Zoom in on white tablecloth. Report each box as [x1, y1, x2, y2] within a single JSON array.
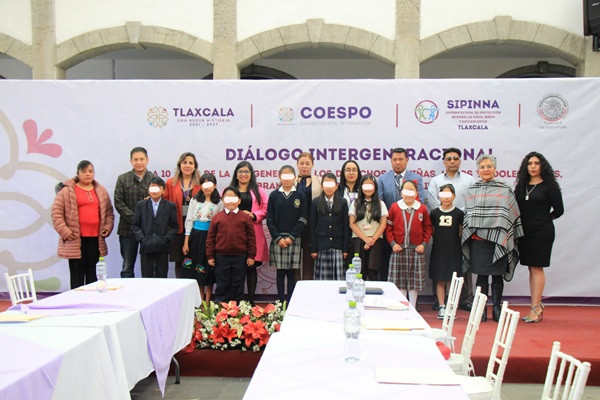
[[2, 278, 201, 399], [243, 280, 468, 400]]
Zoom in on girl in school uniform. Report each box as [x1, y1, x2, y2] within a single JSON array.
[[429, 184, 464, 319], [310, 173, 350, 280], [348, 174, 388, 281], [386, 179, 432, 308], [267, 165, 308, 303], [182, 173, 223, 304]]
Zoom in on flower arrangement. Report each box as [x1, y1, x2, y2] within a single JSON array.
[[187, 300, 286, 352]]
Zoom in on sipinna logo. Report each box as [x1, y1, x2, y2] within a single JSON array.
[[414, 100, 439, 124], [537, 94, 568, 123], [147, 106, 169, 128]]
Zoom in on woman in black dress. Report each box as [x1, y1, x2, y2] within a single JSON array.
[[515, 152, 564, 323]]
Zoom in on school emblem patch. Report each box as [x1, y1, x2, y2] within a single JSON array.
[[294, 199, 301, 208]]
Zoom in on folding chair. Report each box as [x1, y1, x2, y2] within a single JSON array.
[[541, 341, 591, 400], [4, 268, 37, 306], [431, 271, 464, 350], [454, 301, 520, 400], [447, 286, 487, 376]]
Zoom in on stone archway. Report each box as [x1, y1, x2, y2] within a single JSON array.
[[236, 19, 395, 69], [0, 33, 32, 67], [55, 23, 212, 70], [420, 16, 585, 67]]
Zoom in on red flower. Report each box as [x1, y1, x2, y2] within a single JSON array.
[[242, 320, 269, 348], [252, 303, 276, 318]]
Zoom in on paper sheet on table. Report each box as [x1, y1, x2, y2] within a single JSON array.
[[375, 367, 460, 385], [363, 296, 409, 311], [361, 317, 429, 330], [0, 312, 47, 322], [74, 285, 123, 291]]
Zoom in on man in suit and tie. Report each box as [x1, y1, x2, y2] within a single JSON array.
[[377, 148, 426, 281], [132, 177, 179, 278]]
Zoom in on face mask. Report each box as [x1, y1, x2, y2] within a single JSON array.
[[362, 183, 374, 191], [280, 173, 295, 181], [148, 186, 161, 193], [438, 191, 453, 199], [202, 181, 214, 189], [401, 189, 416, 197], [223, 196, 239, 204], [322, 181, 336, 188]]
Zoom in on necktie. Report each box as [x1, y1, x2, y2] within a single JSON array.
[[327, 200, 332, 211], [153, 202, 158, 217], [395, 174, 403, 201]]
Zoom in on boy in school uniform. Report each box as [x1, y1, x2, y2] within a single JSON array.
[[132, 176, 179, 278]]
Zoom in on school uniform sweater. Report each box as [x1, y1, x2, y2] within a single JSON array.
[[206, 210, 256, 259]]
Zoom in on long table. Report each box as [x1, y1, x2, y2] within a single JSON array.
[[0, 278, 201, 399], [243, 281, 468, 400]]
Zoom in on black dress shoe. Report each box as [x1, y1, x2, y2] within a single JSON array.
[[458, 302, 472, 312], [432, 302, 440, 311]]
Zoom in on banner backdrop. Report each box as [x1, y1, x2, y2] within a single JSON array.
[[0, 79, 597, 298]]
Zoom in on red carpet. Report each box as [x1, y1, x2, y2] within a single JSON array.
[[420, 304, 600, 386], [2, 300, 597, 384]]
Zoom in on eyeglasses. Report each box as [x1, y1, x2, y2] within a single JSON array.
[[237, 170, 251, 175], [445, 156, 460, 161], [344, 168, 358, 173]]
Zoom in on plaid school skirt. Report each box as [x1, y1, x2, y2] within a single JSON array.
[[314, 249, 344, 280], [269, 237, 302, 270], [388, 248, 426, 291]]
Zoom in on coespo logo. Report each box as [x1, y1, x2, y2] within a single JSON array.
[[300, 106, 372, 120], [147, 106, 169, 128], [537, 94, 568, 122], [414, 100, 439, 124], [279, 107, 294, 123]]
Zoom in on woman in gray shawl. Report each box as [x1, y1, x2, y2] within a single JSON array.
[[461, 155, 523, 322]]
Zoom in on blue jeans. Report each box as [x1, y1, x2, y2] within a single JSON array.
[[119, 236, 139, 278]]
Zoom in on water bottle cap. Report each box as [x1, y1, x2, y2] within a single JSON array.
[[98, 257, 104, 261], [356, 274, 362, 279], [349, 264, 354, 268], [354, 253, 359, 256], [349, 301, 357, 307]]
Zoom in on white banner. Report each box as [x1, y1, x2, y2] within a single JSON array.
[[0, 79, 597, 298]]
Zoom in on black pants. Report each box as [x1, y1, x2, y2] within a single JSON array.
[[140, 253, 169, 278], [68, 236, 100, 289], [214, 254, 247, 302]]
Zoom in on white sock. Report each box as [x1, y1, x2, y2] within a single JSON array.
[[409, 290, 419, 309]]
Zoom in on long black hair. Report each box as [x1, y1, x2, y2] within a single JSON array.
[[354, 174, 382, 222], [316, 173, 343, 215], [514, 151, 560, 198], [229, 161, 262, 205], [338, 160, 362, 196], [195, 173, 221, 204]]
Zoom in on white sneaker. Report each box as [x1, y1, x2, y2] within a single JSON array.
[[437, 305, 446, 319]]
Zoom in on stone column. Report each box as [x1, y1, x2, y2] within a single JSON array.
[[394, 0, 420, 79], [577, 36, 600, 77], [213, 0, 239, 79], [31, 0, 64, 79]]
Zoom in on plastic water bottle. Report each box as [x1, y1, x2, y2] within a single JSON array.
[[351, 253, 362, 274], [344, 301, 361, 363], [353, 273, 366, 304], [345, 264, 357, 300], [96, 257, 107, 293]]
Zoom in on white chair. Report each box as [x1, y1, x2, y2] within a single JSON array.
[[4, 268, 37, 306], [447, 286, 487, 376], [432, 271, 464, 351], [454, 301, 520, 400], [541, 341, 591, 400]]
